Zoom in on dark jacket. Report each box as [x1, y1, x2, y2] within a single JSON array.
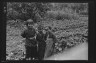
[[36, 30, 46, 42], [21, 28, 37, 46]]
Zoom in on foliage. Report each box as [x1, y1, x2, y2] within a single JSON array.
[[46, 11, 80, 20], [51, 3, 88, 14], [7, 2, 50, 22], [6, 3, 88, 60], [7, 3, 88, 21]]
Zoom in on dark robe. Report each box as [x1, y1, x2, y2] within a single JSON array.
[[21, 28, 38, 59], [36, 30, 46, 60]]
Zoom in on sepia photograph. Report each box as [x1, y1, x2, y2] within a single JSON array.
[[6, 2, 88, 60]]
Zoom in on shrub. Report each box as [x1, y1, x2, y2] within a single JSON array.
[[7, 2, 50, 22], [46, 11, 79, 20]]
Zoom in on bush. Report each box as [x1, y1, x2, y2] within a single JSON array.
[[79, 11, 88, 16], [7, 2, 50, 22], [46, 11, 79, 20]]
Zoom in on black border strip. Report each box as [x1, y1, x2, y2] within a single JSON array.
[[0, 0, 95, 63]]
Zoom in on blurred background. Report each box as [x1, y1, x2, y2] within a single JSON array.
[[6, 2, 88, 60]]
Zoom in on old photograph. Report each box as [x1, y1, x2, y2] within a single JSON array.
[[6, 2, 88, 60]]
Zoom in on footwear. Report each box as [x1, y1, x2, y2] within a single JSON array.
[[26, 58, 31, 60], [32, 58, 35, 60]]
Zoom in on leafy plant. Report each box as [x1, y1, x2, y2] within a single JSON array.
[[7, 2, 50, 22]]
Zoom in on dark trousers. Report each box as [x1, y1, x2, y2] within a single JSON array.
[[38, 40, 46, 60], [25, 45, 38, 59]]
